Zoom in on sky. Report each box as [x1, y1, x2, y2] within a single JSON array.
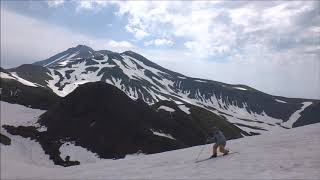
[[1, 0, 319, 99]]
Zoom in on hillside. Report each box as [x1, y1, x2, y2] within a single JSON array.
[[36, 82, 241, 159], [0, 68, 60, 110], [1, 101, 319, 179]]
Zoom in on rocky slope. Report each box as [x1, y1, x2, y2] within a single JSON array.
[[0, 67, 60, 110], [35, 82, 242, 159]]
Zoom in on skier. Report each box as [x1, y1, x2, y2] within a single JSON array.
[[206, 127, 229, 158]]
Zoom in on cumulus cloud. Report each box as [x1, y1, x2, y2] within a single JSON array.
[[50, 1, 319, 59], [125, 25, 149, 40], [105, 1, 319, 60], [3, 1, 320, 99], [70, 1, 112, 12], [46, 1, 319, 59], [106, 40, 134, 49], [77, 1, 94, 10], [0, 8, 135, 68], [144, 39, 174, 47]]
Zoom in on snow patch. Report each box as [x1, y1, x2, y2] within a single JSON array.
[[0, 72, 15, 80], [178, 105, 191, 114], [59, 142, 101, 164], [46, 60, 103, 97], [233, 87, 247, 91], [281, 102, 313, 128], [158, 106, 175, 112], [1, 101, 53, 169], [0, 101, 45, 126], [194, 79, 207, 83], [44, 53, 70, 67], [150, 129, 175, 140], [1, 131, 54, 168], [177, 76, 187, 79], [8, 73, 38, 87], [275, 99, 287, 103]]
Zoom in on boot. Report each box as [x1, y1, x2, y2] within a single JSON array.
[[210, 153, 217, 158], [223, 150, 229, 156]]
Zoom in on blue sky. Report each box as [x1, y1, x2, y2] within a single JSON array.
[[1, 1, 319, 99]]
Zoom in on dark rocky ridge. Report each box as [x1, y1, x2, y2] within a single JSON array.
[[9, 64, 53, 87], [0, 69, 60, 110], [38, 82, 183, 158], [0, 133, 11, 145], [38, 82, 242, 159]]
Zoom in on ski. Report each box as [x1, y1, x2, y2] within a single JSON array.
[[195, 151, 239, 163]]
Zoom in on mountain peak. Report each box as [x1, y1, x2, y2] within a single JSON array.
[[69, 44, 94, 53], [33, 44, 95, 67], [74, 44, 93, 50], [122, 50, 137, 55]]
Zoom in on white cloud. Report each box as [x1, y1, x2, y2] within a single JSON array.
[[2, 1, 320, 99], [104, 1, 235, 56], [45, 1, 319, 59], [73, 1, 116, 11], [144, 39, 174, 47], [77, 1, 94, 10], [106, 40, 134, 49], [47, 0, 64, 7], [104, 1, 318, 59], [0, 8, 135, 68], [125, 25, 149, 40]]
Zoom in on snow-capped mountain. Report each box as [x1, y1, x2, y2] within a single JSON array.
[[7, 45, 320, 134]]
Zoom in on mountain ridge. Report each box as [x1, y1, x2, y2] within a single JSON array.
[[4, 44, 320, 134]]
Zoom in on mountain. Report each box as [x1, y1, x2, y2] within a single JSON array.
[[32, 82, 242, 160], [2, 82, 243, 163], [7, 45, 320, 134], [0, 67, 60, 110]]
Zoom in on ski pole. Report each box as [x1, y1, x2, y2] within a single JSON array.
[[195, 144, 206, 161]]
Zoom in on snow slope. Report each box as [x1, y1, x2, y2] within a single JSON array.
[[0, 101, 45, 127], [2, 109, 319, 180], [0, 101, 54, 169]]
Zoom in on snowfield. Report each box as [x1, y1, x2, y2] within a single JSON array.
[[1, 101, 319, 179], [0, 101, 45, 127]]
